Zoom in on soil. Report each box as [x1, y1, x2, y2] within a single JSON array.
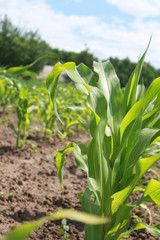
[[0, 111, 160, 240]]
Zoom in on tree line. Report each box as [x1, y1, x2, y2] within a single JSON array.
[[0, 15, 160, 87]]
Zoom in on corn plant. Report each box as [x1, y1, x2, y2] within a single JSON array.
[[32, 86, 57, 139], [1, 65, 38, 149], [33, 82, 89, 139], [56, 82, 90, 138], [0, 67, 18, 113], [46, 42, 160, 239], [0, 79, 16, 113]]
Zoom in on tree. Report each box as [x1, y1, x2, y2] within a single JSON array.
[[0, 15, 50, 72]]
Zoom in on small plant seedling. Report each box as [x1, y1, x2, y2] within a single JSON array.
[[59, 218, 71, 240]]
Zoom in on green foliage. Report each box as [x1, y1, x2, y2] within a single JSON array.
[[0, 64, 39, 149], [47, 41, 160, 239], [32, 86, 56, 139], [0, 62, 90, 148], [59, 218, 71, 240], [0, 73, 16, 113], [1, 82, 36, 149], [0, 15, 50, 72], [56, 82, 90, 138]]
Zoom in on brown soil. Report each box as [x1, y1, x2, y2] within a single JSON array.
[[0, 112, 160, 240]]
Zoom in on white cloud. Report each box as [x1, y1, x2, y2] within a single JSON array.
[[0, 0, 160, 68], [106, 0, 160, 19]]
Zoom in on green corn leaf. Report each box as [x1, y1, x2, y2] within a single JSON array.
[[154, 92, 160, 109], [7, 57, 44, 74], [80, 188, 102, 240], [149, 168, 160, 181], [73, 143, 88, 172], [123, 38, 151, 114], [142, 179, 160, 207], [112, 114, 141, 190], [140, 203, 152, 225], [105, 204, 132, 240], [123, 114, 142, 156], [67, 63, 96, 88], [118, 222, 160, 239], [143, 77, 160, 109], [56, 142, 74, 191], [0, 80, 5, 96], [86, 86, 107, 120], [94, 61, 124, 147], [2, 209, 109, 240], [67, 103, 87, 110], [120, 128, 160, 187], [56, 141, 89, 192], [112, 114, 142, 189], [66, 120, 79, 130], [120, 76, 160, 141], [136, 153, 160, 181], [7, 122, 18, 138], [111, 153, 160, 215], [152, 118, 160, 129], [142, 106, 160, 128], [46, 62, 75, 121], [46, 61, 108, 126], [87, 114, 112, 225], [111, 185, 132, 215], [120, 98, 144, 141], [136, 84, 146, 101], [103, 133, 112, 163]]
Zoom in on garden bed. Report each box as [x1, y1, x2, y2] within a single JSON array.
[[0, 112, 160, 240]]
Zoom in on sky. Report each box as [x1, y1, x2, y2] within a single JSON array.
[[1, 0, 160, 68]]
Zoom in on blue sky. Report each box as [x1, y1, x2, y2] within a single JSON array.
[[47, 0, 131, 22], [1, 0, 160, 68]]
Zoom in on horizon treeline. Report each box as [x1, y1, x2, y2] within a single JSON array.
[[0, 15, 160, 87]]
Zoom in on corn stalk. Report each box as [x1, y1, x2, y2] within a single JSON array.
[[46, 41, 160, 239]]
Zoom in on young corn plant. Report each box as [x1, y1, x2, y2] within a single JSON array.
[[32, 86, 57, 139], [1, 65, 38, 149], [46, 42, 160, 240], [32, 83, 88, 140], [13, 84, 37, 149], [0, 78, 16, 113], [56, 82, 90, 138]]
